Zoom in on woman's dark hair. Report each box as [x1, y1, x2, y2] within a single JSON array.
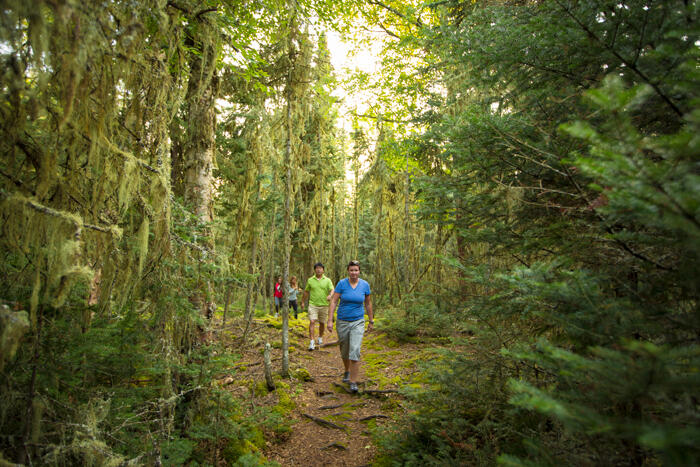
[[347, 260, 360, 270]]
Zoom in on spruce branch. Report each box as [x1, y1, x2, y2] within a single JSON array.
[[552, 0, 683, 117]]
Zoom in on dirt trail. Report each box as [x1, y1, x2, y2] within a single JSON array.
[[263, 328, 394, 466], [224, 314, 406, 467]]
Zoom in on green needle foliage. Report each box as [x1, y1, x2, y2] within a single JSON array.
[[364, 0, 700, 465]]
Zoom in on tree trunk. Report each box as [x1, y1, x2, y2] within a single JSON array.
[[403, 157, 411, 300], [264, 343, 276, 391], [182, 24, 218, 321], [376, 180, 384, 301], [242, 229, 259, 343], [243, 154, 264, 343], [353, 166, 359, 260], [267, 201, 278, 316], [281, 77, 293, 378], [318, 180, 326, 263], [434, 223, 443, 296], [222, 286, 232, 327], [330, 187, 336, 282]]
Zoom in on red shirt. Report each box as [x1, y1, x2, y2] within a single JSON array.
[[274, 282, 283, 298]]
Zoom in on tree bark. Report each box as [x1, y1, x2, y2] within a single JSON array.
[[181, 20, 218, 321], [242, 155, 264, 343], [281, 68, 293, 378], [330, 188, 336, 282], [264, 343, 276, 391]]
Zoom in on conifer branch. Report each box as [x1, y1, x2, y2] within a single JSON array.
[[552, 0, 683, 117]]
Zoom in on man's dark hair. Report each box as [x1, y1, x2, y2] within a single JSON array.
[[313, 262, 324, 269]]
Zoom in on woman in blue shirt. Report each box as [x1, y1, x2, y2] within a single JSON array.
[[327, 260, 374, 393]]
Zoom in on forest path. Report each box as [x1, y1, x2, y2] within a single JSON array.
[[224, 313, 416, 466], [263, 322, 396, 466]]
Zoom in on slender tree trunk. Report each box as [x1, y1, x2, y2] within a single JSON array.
[[389, 220, 401, 302], [222, 286, 232, 327], [19, 304, 42, 465], [267, 199, 278, 316], [376, 181, 384, 301], [281, 78, 293, 378], [264, 343, 276, 391], [353, 167, 359, 260], [403, 157, 411, 299], [242, 155, 264, 342], [242, 230, 259, 343], [434, 223, 443, 296], [318, 180, 326, 262], [330, 187, 336, 282]]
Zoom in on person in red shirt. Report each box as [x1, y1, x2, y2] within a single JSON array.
[[274, 275, 283, 318]]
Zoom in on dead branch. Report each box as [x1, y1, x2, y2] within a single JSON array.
[[320, 442, 348, 451], [319, 403, 343, 410], [359, 414, 389, 421], [302, 413, 346, 430]]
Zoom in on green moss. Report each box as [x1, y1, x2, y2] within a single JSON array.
[[363, 349, 414, 388], [272, 383, 295, 416], [222, 438, 260, 464], [247, 379, 269, 397], [293, 367, 313, 381]]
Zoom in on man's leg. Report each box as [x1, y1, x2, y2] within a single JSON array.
[[309, 319, 316, 341]]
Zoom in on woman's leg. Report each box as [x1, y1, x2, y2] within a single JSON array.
[[349, 360, 361, 382], [347, 320, 365, 383]]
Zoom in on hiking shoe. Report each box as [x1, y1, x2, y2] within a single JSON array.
[[349, 382, 358, 393], [317, 337, 323, 346], [342, 372, 350, 383], [308, 340, 315, 351]]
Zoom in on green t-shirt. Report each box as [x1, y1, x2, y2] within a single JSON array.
[[304, 275, 334, 307]]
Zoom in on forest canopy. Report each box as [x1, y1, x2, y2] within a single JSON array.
[[1, 0, 698, 465]]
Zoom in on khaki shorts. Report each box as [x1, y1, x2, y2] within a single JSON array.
[[337, 318, 365, 361], [307, 304, 328, 322]]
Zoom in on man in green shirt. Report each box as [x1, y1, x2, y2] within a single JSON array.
[[301, 262, 334, 351]]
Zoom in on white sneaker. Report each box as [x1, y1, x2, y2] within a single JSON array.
[[317, 337, 323, 346], [308, 340, 315, 351]]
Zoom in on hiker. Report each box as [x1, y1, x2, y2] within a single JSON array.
[[300, 262, 334, 351], [288, 276, 301, 319], [274, 275, 283, 318], [327, 260, 374, 393]]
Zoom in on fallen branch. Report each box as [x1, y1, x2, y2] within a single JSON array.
[[302, 413, 346, 430], [320, 442, 347, 451], [359, 414, 389, 421], [319, 403, 343, 410]]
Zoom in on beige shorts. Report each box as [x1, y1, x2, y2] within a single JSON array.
[[307, 304, 328, 322]]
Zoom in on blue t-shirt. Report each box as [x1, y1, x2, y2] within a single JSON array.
[[335, 278, 371, 322]]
